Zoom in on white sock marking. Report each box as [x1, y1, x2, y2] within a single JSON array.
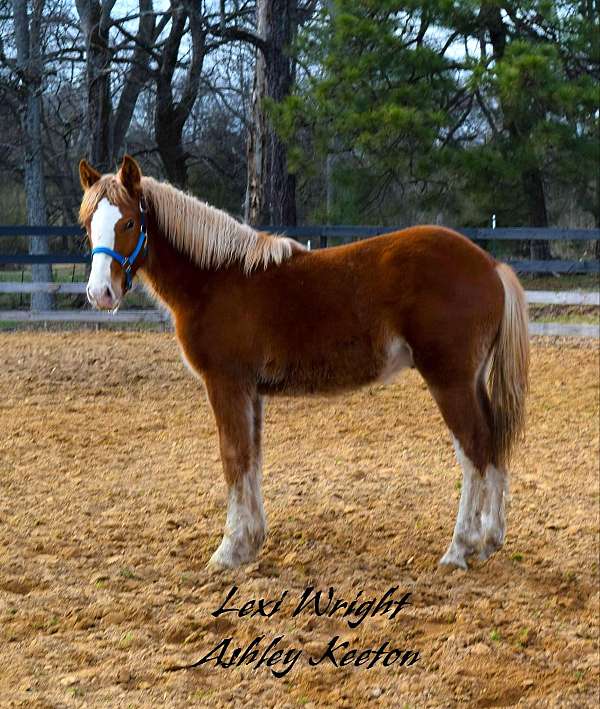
[[479, 464, 507, 559], [209, 465, 266, 568], [440, 438, 486, 569]]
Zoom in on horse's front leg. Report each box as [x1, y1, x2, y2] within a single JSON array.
[[205, 377, 266, 568]]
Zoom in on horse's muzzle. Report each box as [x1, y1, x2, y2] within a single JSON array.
[[87, 283, 119, 311]]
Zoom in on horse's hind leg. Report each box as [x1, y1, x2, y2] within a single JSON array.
[[429, 383, 494, 569], [479, 465, 508, 561], [475, 365, 508, 561], [204, 377, 266, 568]]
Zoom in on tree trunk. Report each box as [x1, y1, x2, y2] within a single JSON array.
[[483, 6, 551, 264], [523, 166, 551, 260], [112, 0, 156, 156], [76, 0, 115, 171], [154, 0, 204, 189], [324, 0, 339, 224], [245, 0, 297, 226], [76, 0, 155, 167], [591, 170, 599, 260], [325, 153, 334, 223], [245, 8, 268, 225], [594, 200, 599, 260], [14, 0, 53, 310], [154, 115, 189, 187]]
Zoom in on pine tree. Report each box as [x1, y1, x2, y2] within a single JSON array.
[[273, 0, 599, 234]]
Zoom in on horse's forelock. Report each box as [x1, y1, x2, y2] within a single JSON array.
[[79, 176, 131, 225]]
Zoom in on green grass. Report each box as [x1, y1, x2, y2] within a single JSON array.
[[0, 264, 88, 282], [0, 266, 154, 310], [119, 566, 141, 580], [0, 320, 170, 333], [520, 274, 599, 291], [517, 628, 531, 647], [119, 631, 135, 648], [534, 313, 599, 324]]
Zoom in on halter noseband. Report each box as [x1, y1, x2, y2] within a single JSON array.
[[90, 198, 148, 293]]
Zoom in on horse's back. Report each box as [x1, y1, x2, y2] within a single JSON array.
[[281, 224, 502, 336], [252, 225, 504, 391]]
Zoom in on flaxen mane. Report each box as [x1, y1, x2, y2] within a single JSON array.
[[80, 175, 298, 273]]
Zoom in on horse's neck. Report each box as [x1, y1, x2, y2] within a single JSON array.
[[139, 212, 213, 312]]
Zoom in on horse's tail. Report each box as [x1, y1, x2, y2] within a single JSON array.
[[488, 262, 530, 468]]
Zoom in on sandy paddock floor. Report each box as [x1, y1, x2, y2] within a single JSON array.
[[0, 332, 598, 708]]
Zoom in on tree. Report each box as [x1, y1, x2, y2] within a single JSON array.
[[75, 0, 158, 171], [12, 0, 53, 309], [273, 0, 464, 223], [75, 0, 113, 170], [445, 2, 596, 258], [212, 0, 312, 225], [270, 0, 600, 235], [154, 0, 206, 188], [245, 0, 300, 225]]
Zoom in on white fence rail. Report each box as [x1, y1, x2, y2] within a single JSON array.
[[0, 282, 140, 294], [0, 284, 597, 335], [0, 309, 168, 323], [528, 322, 599, 337], [525, 290, 599, 306]]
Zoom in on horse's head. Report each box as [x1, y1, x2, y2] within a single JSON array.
[[79, 155, 147, 310]]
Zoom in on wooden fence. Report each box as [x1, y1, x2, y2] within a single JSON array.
[[1, 305, 597, 338], [0, 225, 598, 336], [1, 225, 599, 273], [261, 226, 600, 275]]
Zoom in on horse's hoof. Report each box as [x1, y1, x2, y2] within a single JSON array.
[[206, 558, 229, 572], [438, 550, 469, 571], [207, 547, 237, 570], [207, 545, 257, 570], [478, 541, 502, 562]]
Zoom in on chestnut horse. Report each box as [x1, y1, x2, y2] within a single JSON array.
[[79, 156, 529, 571]]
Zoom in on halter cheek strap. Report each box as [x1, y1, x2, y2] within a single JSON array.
[[91, 200, 148, 293]]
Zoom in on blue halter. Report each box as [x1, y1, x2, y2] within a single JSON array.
[[91, 200, 148, 293]]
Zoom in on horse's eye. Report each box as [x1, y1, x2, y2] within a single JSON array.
[[125, 219, 135, 230]]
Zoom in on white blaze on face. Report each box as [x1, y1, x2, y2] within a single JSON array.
[[87, 198, 123, 307]]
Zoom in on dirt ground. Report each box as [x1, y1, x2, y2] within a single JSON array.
[[0, 332, 598, 708]]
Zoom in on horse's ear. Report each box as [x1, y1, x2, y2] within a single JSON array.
[[79, 160, 101, 191], [118, 155, 142, 196]]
